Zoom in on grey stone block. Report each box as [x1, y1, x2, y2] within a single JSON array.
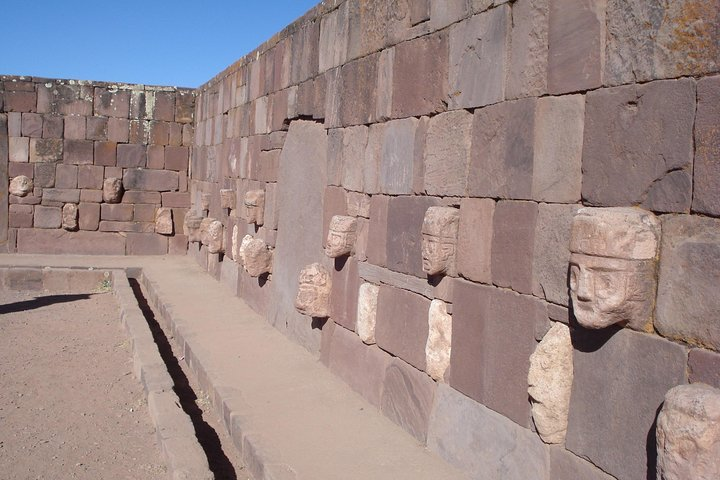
[[376, 285, 430, 371], [491, 200, 538, 295], [656, 215, 720, 350], [386, 195, 440, 277], [380, 118, 418, 195], [428, 383, 549, 480], [566, 328, 687, 480]]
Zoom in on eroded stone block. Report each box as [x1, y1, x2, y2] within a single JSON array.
[[243, 238, 273, 277], [294, 263, 331, 318], [62, 203, 78, 231], [356, 282, 379, 344], [421, 206, 460, 277], [380, 358, 436, 443], [507, 0, 549, 99], [426, 299, 451, 382], [423, 110, 472, 196], [102, 178, 123, 204], [155, 207, 173, 235], [325, 215, 357, 258]]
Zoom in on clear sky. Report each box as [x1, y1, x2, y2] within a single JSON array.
[[2, 0, 321, 89]]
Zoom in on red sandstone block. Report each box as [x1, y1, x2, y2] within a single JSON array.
[[161, 192, 190, 208], [107, 117, 129, 143], [491, 200, 538, 295], [133, 204, 156, 222], [63, 116, 86, 140], [375, 285, 430, 371], [42, 115, 64, 138], [339, 54, 378, 126], [30, 163, 54, 189], [147, 145, 165, 169], [101, 203, 134, 221], [126, 233, 168, 255], [99, 221, 154, 233], [30, 138, 63, 163], [164, 146, 189, 172], [34, 205, 62, 229], [94, 141, 117, 166], [104, 166, 123, 179], [42, 188, 80, 204], [63, 139, 94, 165], [9, 204, 33, 228], [10, 162, 34, 179], [78, 202, 101, 230], [168, 123, 183, 146], [689, 348, 720, 389], [21, 113, 43, 137], [77, 165, 104, 189], [380, 358, 436, 443], [5, 91, 36, 112], [154, 92, 175, 122], [94, 88, 130, 118], [80, 189, 103, 203], [367, 195, 389, 267], [16, 228, 125, 255], [55, 164, 78, 189], [123, 169, 178, 192], [175, 92, 194, 124], [85, 116, 108, 141], [117, 144, 147, 168], [168, 234, 189, 255], [8, 112, 22, 136], [149, 121, 170, 145], [330, 258, 360, 331], [9, 137, 29, 162], [122, 190, 161, 204]]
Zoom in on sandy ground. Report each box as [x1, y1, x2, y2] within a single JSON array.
[[0, 289, 167, 480]]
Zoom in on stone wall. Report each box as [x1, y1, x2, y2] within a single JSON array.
[[0, 76, 194, 254], [188, 1, 719, 479]]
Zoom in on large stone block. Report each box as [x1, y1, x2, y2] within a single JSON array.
[[340, 125, 368, 192], [428, 383, 549, 480], [547, 0, 604, 94], [507, 0, 549, 99], [29, 138, 63, 163], [693, 75, 720, 216], [78, 203, 100, 231], [379, 118, 417, 195], [366, 195, 389, 267], [549, 446, 616, 480], [606, 0, 720, 86], [532, 94, 584, 203], [0, 114, 7, 245], [319, 1, 349, 73], [689, 348, 720, 389], [290, 18, 320, 84], [582, 79, 695, 213], [63, 139, 93, 165], [656, 215, 720, 350], [330, 257, 360, 331], [126, 233, 168, 255], [491, 200, 538, 295], [122, 169, 179, 192], [268, 121, 328, 353], [450, 280, 544, 427], [391, 31, 448, 118], [94, 89, 130, 118], [532, 203, 579, 306], [468, 98, 536, 199], [16, 228, 125, 255], [448, 6, 509, 109], [346, 0, 388, 60], [380, 358, 436, 443], [386, 195, 440, 277], [363, 123, 383, 194], [456, 197, 494, 284], [339, 53, 378, 127], [375, 285, 430, 371], [423, 110, 472, 196], [566, 328, 687, 480], [429, 0, 469, 30]]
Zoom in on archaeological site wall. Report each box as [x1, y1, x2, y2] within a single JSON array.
[[0, 77, 194, 254], [2, 0, 719, 479]]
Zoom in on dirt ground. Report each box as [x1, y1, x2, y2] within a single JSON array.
[[0, 289, 167, 480]]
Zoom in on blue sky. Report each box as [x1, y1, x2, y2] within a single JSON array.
[[2, 1, 320, 88]]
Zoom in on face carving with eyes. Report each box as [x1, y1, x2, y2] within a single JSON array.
[[244, 190, 265, 226], [421, 236, 456, 276], [421, 206, 460, 277], [325, 215, 357, 258], [294, 263, 332, 318]]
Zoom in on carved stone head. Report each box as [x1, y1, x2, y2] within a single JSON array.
[[243, 238, 273, 277], [103, 178, 123, 204], [200, 192, 212, 211], [244, 190, 265, 226], [200, 218, 224, 254], [569, 207, 660, 331], [421, 206, 460, 276], [325, 215, 357, 258], [9, 175, 33, 197], [220, 189, 236, 210], [294, 263, 331, 318], [183, 211, 203, 243]]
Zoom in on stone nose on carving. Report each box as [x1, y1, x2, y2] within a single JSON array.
[[575, 268, 594, 301]]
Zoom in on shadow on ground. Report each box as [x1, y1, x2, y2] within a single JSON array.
[[0, 294, 92, 315]]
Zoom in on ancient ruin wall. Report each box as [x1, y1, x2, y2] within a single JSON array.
[[0, 77, 194, 254], [188, 0, 720, 479]]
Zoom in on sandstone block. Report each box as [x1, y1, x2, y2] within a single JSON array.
[[491, 200, 538, 295], [468, 98, 536, 199], [16, 229, 125, 255], [319, 2, 349, 73], [64, 116, 86, 140], [55, 164, 78, 189], [507, 0, 549, 99], [133, 203, 156, 223], [392, 31, 448, 118], [122, 190, 160, 205], [528, 322, 573, 444], [107, 118, 129, 143], [456, 197, 494, 284], [356, 282, 380, 344], [375, 47, 394, 122], [62, 203, 78, 231], [123, 169, 178, 192], [566, 328, 687, 480], [367, 195, 389, 267], [410, 0, 431, 25], [689, 349, 720, 389], [426, 299, 451, 382], [117, 144, 147, 168], [547, 0, 604, 94], [155, 207, 173, 235], [380, 358, 436, 443], [363, 123, 383, 194], [428, 383, 549, 479], [77, 165, 103, 190], [34, 205, 62, 229], [42, 115, 63, 138], [656, 215, 720, 350], [693, 75, 720, 216], [94, 89, 130, 118], [9, 137, 29, 163], [339, 53, 378, 126], [99, 221, 154, 233], [386, 195, 440, 277], [582, 79, 695, 213], [79, 190, 102, 204], [450, 280, 544, 427], [5, 90, 36, 112], [29, 138, 63, 163], [375, 285, 430, 371], [379, 118, 417, 195], [423, 110, 472, 196], [448, 6, 509, 109], [329, 257, 359, 330], [656, 383, 720, 480], [550, 446, 617, 480], [101, 203, 133, 222], [429, 0, 469, 30], [85, 116, 107, 141], [346, 0, 388, 60], [63, 139, 93, 165], [346, 191, 370, 218], [9, 205, 33, 228], [78, 203, 100, 231], [42, 188, 80, 204], [126, 233, 168, 255]]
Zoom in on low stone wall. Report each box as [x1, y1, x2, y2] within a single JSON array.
[[187, 1, 720, 479], [0, 76, 194, 254]]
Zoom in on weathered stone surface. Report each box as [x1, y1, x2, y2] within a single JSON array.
[[606, 0, 720, 85], [9, 204, 33, 228], [329, 257, 359, 331], [549, 446, 617, 480], [0, 115, 7, 245], [375, 47, 394, 122], [693, 75, 720, 216], [532, 203, 580, 306], [656, 215, 720, 350], [62, 203, 78, 231], [547, 0, 604, 94], [339, 53, 378, 126], [448, 6, 509, 109], [30, 138, 63, 163], [55, 164, 78, 189], [421, 206, 460, 277], [123, 169, 178, 192], [9, 175, 33, 197], [117, 144, 147, 168], [456, 197, 494, 284], [423, 110, 472, 196], [363, 123, 383, 194], [34, 206, 62, 229], [154, 207, 173, 235], [204, 219, 224, 254], [358, 262, 435, 299], [428, 383, 549, 479], [392, 31, 448, 118], [16, 229, 125, 255], [566, 328, 687, 480], [468, 98, 536, 199], [319, 1, 349, 73], [426, 300, 451, 382], [42, 188, 81, 204], [450, 280, 544, 427], [689, 348, 720, 388], [380, 358, 436, 443], [235, 233, 253, 265], [346, 0, 388, 60], [386, 196, 440, 277], [491, 200, 538, 295], [125, 233, 168, 255], [219, 188, 235, 210], [528, 322, 573, 444], [429, 0, 469, 30], [346, 191, 370, 218], [243, 238, 273, 277], [102, 177, 123, 204], [78, 203, 100, 231], [376, 285, 430, 371], [582, 79, 695, 213], [294, 263, 332, 318], [325, 215, 357, 258], [656, 383, 720, 480], [507, 0, 549, 99], [243, 189, 265, 226], [9, 137, 29, 163], [379, 118, 417, 195], [340, 125, 368, 192], [367, 195, 389, 267], [356, 282, 380, 344], [532, 94, 584, 203]]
